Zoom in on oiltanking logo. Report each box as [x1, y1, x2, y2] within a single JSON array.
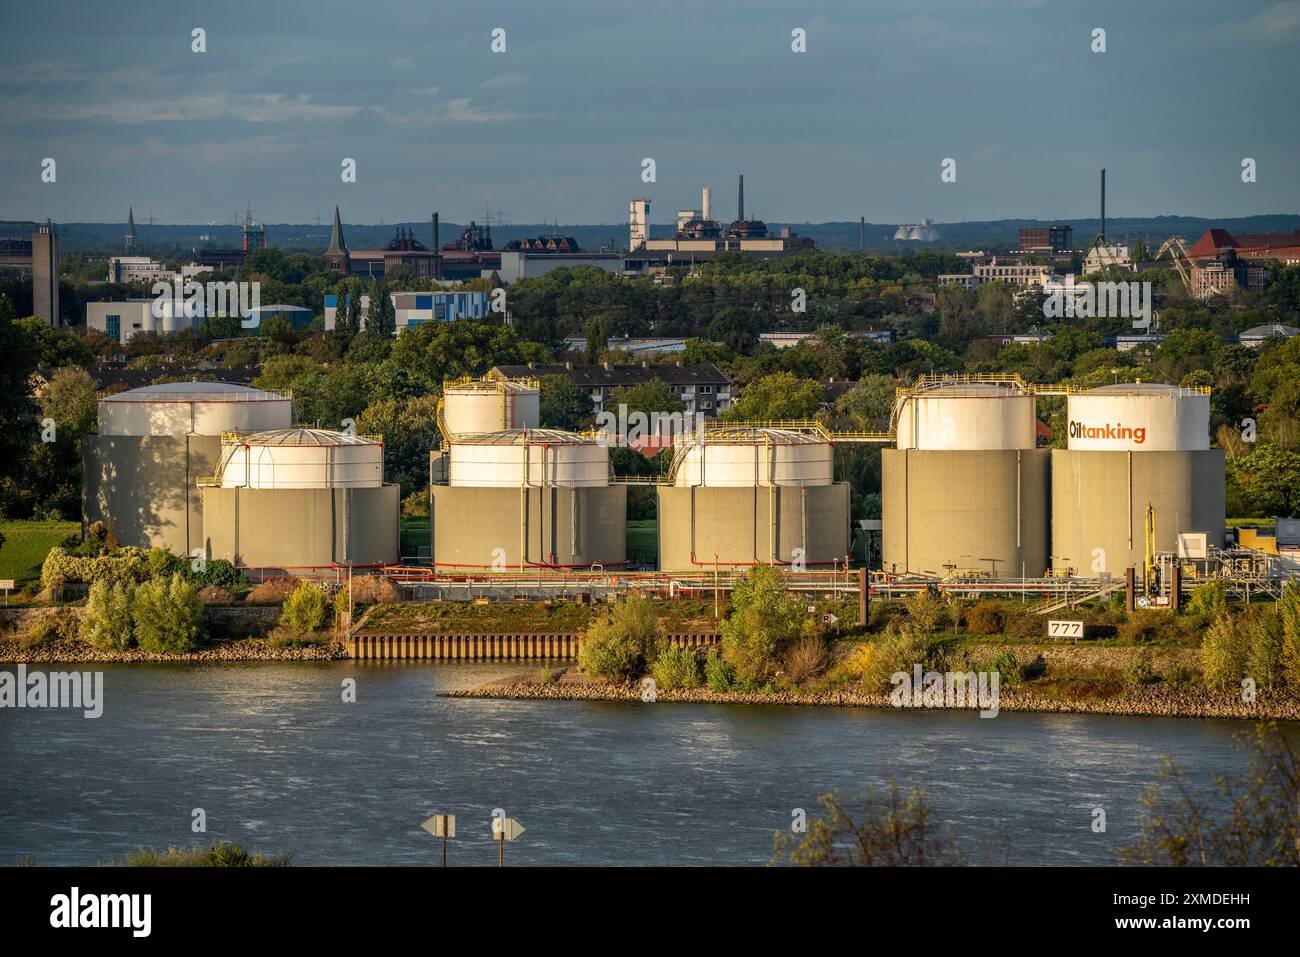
[[1069, 420, 1147, 444]]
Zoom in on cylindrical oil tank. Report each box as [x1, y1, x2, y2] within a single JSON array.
[[98, 381, 293, 437], [894, 382, 1036, 450], [218, 429, 384, 488], [672, 428, 834, 487], [448, 429, 608, 487], [884, 381, 1048, 577], [442, 378, 540, 437], [1052, 384, 1223, 576], [657, 429, 848, 570], [1064, 383, 1210, 451]]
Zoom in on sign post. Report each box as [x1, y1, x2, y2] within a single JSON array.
[[1047, 619, 1085, 641], [492, 816, 525, 867], [420, 813, 456, 867], [0, 580, 13, 606]]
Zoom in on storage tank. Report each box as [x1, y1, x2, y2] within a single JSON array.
[[657, 428, 849, 570], [83, 382, 294, 556], [672, 428, 834, 487], [1052, 384, 1223, 577], [97, 381, 292, 437], [201, 429, 397, 570], [448, 430, 608, 487], [441, 376, 540, 438], [884, 377, 1049, 577], [431, 428, 626, 569], [217, 428, 384, 489], [894, 382, 1036, 451]]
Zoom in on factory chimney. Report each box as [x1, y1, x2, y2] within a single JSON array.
[[737, 174, 745, 222], [859, 214, 865, 252], [1100, 168, 1106, 243], [432, 211, 442, 279], [702, 187, 711, 221]]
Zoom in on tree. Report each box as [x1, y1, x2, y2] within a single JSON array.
[[726, 372, 823, 421], [538, 374, 591, 430], [366, 281, 394, 338], [355, 394, 441, 493], [606, 379, 684, 422], [83, 581, 135, 650], [133, 573, 204, 653], [720, 564, 803, 681], [1118, 723, 1299, 866], [771, 778, 963, 866], [577, 592, 659, 681], [0, 301, 39, 516], [15, 316, 94, 367]]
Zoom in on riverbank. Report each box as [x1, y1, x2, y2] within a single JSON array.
[[0, 637, 346, 664], [448, 668, 1300, 720]]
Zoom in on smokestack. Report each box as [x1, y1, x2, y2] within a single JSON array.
[[737, 174, 745, 222], [1100, 168, 1106, 243], [702, 187, 711, 221], [859, 215, 865, 252], [432, 211, 441, 279]]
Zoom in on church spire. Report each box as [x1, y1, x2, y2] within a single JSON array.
[[326, 205, 347, 255], [124, 207, 137, 252]]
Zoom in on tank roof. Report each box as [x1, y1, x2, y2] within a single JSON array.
[[102, 381, 288, 403], [693, 427, 828, 445], [1082, 383, 1207, 397], [452, 428, 595, 446], [237, 428, 379, 446]]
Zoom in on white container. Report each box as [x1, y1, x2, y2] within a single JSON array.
[[98, 382, 293, 437], [443, 380, 540, 437], [894, 383, 1037, 451], [1066, 384, 1209, 452], [673, 429, 834, 487], [219, 429, 383, 488], [449, 430, 608, 487]]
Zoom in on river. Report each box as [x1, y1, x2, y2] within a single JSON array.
[[0, 662, 1278, 866]]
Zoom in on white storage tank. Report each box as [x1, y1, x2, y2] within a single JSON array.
[[448, 429, 609, 487], [1066, 383, 1210, 451], [98, 381, 293, 437], [672, 428, 834, 487], [442, 377, 540, 438], [218, 428, 384, 489], [894, 382, 1036, 451]]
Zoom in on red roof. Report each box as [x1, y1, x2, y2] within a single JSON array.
[[1187, 228, 1300, 259], [1186, 228, 1239, 258]]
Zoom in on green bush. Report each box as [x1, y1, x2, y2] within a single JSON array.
[[704, 650, 737, 692], [147, 547, 180, 581], [41, 546, 149, 590], [651, 645, 703, 690], [903, 590, 950, 634], [1244, 606, 1285, 690], [1123, 649, 1159, 686], [1165, 664, 1198, 687], [720, 565, 803, 681], [190, 559, 245, 591], [280, 581, 329, 632], [82, 580, 134, 650], [1281, 581, 1300, 688], [844, 625, 930, 690], [112, 841, 291, 867], [965, 601, 1005, 635], [1201, 611, 1249, 690], [578, 593, 659, 682], [988, 650, 1022, 686], [1186, 581, 1227, 619], [133, 573, 204, 653]]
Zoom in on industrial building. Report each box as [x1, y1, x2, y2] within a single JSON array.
[[1051, 384, 1224, 576], [882, 379, 1049, 578], [429, 375, 627, 569], [656, 427, 850, 572], [200, 428, 399, 570], [82, 382, 293, 556]]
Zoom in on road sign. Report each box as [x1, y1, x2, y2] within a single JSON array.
[[1047, 619, 1084, 640], [822, 613, 839, 625], [492, 817, 525, 841], [421, 814, 455, 838], [421, 813, 456, 866]]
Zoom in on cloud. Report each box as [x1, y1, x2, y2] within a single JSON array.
[[480, 73, 528, 90]]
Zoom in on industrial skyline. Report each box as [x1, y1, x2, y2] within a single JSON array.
[[1, 1, 1298, 224]]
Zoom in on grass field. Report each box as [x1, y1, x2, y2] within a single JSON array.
[[0, 520, 79, 583]]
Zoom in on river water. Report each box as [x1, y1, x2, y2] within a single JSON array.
[[0, 662, 1277, 866]]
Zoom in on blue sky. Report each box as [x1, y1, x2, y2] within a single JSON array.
[[1, 0, 1297, 225]]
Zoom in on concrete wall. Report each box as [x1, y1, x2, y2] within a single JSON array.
[[1051, 449, 1225, 577], [431, 484, 627, 568], [882, 448, 1049, 578], [656, 483, 849, 571], [82, 434, 220, 556], [201, 485, 399, 569]]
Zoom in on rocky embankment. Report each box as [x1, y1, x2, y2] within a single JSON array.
[[449, 670, 1300, 721], [0, 638, 346, 664]]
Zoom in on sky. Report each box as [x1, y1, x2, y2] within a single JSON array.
[[1, 0, 1298, 227]]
